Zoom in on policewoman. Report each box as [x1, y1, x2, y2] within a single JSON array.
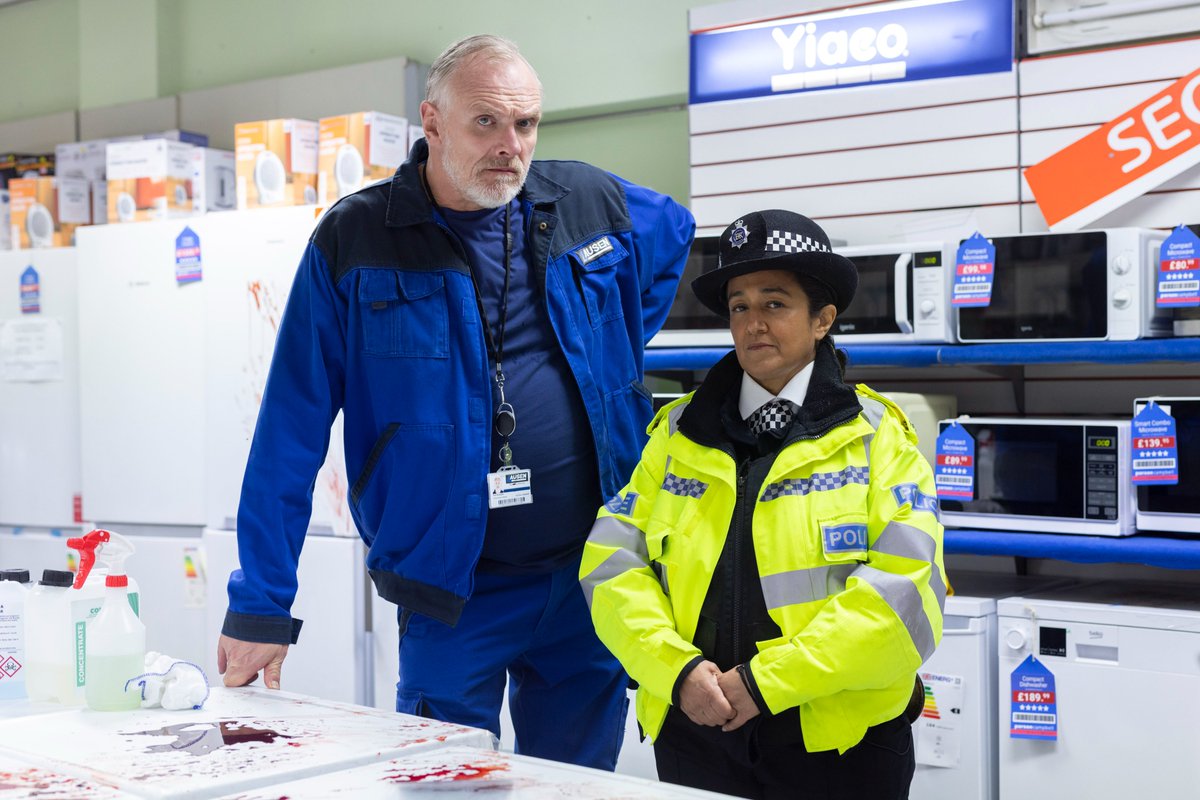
[[580, 210, 945, 799]]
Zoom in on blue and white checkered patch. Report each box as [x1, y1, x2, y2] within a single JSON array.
[[892, 483, 939, 516], [760, 466, 870, 502], [604, 492, 638, 516], [662, 472, 708, 499]]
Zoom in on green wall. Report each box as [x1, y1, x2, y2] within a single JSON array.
[[0, 0, 697, 202]]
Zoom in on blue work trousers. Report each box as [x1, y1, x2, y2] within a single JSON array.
[[395, 559, 629, 770]]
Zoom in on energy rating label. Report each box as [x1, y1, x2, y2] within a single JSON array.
[[915, 671, 964, 768]]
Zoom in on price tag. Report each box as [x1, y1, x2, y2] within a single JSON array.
[[175, 226, 203, 285], [1131, 400, 1179, 485], [935, 422, 975, 500], [952, 232, 995, 307], [19, 266, 39, 314], [1156, 225, 1200, 307], [1010, 654, 1058, 740]]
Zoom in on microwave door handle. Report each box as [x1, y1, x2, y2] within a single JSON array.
[[894, 253, 913, 334]]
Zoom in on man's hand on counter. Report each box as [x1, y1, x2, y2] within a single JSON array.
[[217, 635, 289, 690]]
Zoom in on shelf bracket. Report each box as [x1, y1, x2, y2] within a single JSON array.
[[975, 364, 1027, 414]]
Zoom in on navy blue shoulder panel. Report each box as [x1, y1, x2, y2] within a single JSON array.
[[528, 160, 632, 258]]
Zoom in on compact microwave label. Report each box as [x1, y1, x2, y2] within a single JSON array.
[[935, 423, 975, 499], [688, 0, 1014, 104], [1010, 654, 1058, 740], [951, 233, 994, 307], [1157, 225, 1200, 306], [1024, 66, 1200, 232], [174, 226, 202, 285], [1131, 402, 1179, 485], [19, 266, 39, 314]]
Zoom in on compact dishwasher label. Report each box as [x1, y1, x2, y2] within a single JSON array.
[[935, 423, 975, 500], [19, 266, 39, 314], [1131, 401, 1179, 485], [175, 226, 202, 285], [1157, 225, 1200, 307], [952, 232, 994, 307], [1010, 655, 1058, 740]]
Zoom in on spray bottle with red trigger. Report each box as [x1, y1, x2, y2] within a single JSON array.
[[73, 529, 146, 711]]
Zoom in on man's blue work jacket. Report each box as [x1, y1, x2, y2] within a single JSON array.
[[223, 139, 696, 643]]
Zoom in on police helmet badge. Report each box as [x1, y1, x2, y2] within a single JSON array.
[[729, 219, 749, 249]]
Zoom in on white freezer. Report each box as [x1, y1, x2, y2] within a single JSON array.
[[0, 249, 81, 529], [911, 571, 1079, 800], [221, 744, 729, 799], [202, 528, 369, 706], [0, 686, 494, 800], [997, 582, 1200, 799]]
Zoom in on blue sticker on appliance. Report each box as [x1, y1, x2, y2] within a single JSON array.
[[1131, 401, 1179, 485], [1156, 225, 1200, 307], [952, 232, 995, 307], [1010, 654, 1058, 740], [935, 422, 975, 500], [175, 226, 202, 285], [19, 265, 40, 314]]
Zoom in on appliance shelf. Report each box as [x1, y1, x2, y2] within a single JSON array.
[[645, 338, 1200, 372], [645, 339, 1200, 569]]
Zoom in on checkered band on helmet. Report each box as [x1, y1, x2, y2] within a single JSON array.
[[765, 230, 830, 255]]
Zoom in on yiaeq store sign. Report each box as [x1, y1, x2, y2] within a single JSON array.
[[1025, 67, 1200, 232], [689, 0, 1014, 104]]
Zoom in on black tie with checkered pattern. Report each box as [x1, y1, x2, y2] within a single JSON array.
[[748, 398, 799, 437]]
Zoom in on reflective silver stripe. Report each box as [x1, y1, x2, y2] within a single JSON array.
[[667, 402, 688, 437], [863, 431, 874, 467], [852, 565, 937, 660], [587, 516, 649, 561], [875, 521, 948, 609], [581, 548, 652, 609], [761, 564, 857, 610], [861, 397, 886, 430]]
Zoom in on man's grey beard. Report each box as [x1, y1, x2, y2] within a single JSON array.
[[441, 143, 527, 209]]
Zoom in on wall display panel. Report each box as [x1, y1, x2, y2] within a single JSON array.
[[0, 249, 80, 529], [1018, 37, 1200, 94], [1020, 190, 1200, 232]]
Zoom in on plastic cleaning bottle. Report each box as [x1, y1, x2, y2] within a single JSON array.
[[66, 530, 140, 705], [24, 569, 77, 703], [0, 569, 31, 700], [80, 530, 146, 711]]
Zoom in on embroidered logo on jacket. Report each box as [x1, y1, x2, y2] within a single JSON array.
[[576, 236, 614, 264], [822, 523, 869, 555], [892, 483, 939, 516], [662, 473, 708, 499], [604, 492, 638, 516], [760, 466, 869, 501]]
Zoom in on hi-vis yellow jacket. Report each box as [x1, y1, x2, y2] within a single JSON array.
[[580, 377, 945, 754]]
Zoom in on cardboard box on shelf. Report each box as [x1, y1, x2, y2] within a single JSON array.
[[1, 153, 55, 189], [105, 139, 196, 223], [192, 148, 237, 212], [317, 111, 408, 203], [235, 118, 319, 209], [9, 177, 83, 248], [55, 139, 109, 181]]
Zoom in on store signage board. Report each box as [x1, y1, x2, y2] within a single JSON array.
[[689, 0, 1015, 104], [1025, 67, 1200, 232]]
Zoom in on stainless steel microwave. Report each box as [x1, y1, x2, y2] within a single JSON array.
[[648, 236, 954, 347], [1134, 397, 1200, 535], [938, 417, 1134, 536], [955, 228, 1171, 343]]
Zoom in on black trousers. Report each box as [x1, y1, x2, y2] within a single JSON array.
[[653, 706, 915, 800]]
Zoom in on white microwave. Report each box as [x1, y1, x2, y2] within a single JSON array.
[[648, 237, 955, 347], [1134, 397, 1200, 535], [938, 417, 1134, 536], [955, 228, 1171, 343]]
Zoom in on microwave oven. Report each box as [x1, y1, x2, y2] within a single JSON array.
[[955, 228, 1171, 343], [1134, 397, 1200, 535], [648, 236, 954, 347], [937, 417, 1134, 536]]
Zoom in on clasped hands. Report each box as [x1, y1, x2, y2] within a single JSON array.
[[678, 659, 762, 732]]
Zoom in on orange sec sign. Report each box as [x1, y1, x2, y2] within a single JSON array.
[[1024, 66, 1200, 232]]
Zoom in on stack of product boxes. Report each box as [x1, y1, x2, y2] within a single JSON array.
[[315, 111, 408, 205]]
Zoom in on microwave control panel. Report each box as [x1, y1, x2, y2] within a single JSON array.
[[1085, 425, 1120, 520]]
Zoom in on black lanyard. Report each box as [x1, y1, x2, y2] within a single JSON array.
[[466, 202, 517, 457]]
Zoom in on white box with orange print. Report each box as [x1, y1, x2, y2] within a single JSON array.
[[105, 139, 196, 223], [235, 118, 319, 209], [8, 176, 87, 248], [317, 111, 407, 204]]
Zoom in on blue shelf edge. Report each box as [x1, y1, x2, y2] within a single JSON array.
[[645, 338, 1200, 372], [945, 529, 1200, 570]]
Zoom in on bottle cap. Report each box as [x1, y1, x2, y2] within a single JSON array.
[[0, 569, 30, 583], [39, 569, 75, 587]]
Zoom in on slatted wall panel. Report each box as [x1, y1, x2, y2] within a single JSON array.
[[1018, 37, 1200, 231]]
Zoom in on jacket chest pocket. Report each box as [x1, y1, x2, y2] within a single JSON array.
[[358, 270, 449, 358], [569, 236, 630, 328]]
